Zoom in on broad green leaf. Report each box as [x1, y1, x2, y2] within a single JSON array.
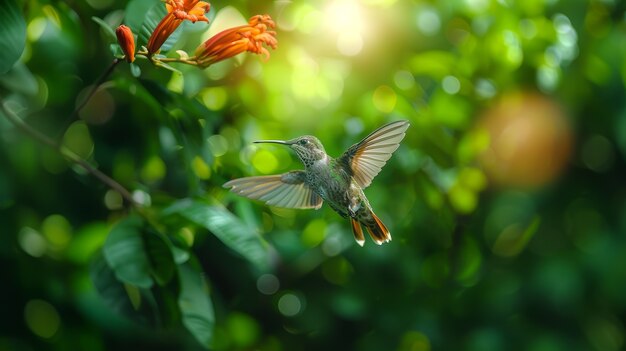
[[144, 227, 176, 286], [103, 215, 154, 288], [91, 251, 137, 313], [164, 199, 270, 271], [125, 0, 157, 35], [178, 261, 215, 348], [91, 16, 116, 40], [0, 62, 37, 96], [0, 0, 26, 74], [90, 251, 155, 325]]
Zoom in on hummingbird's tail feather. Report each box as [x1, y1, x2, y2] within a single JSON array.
[[351, 218, 365, 247], [363, 211, 391, 245]]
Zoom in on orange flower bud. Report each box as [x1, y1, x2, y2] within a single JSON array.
[[116, 25, 135, 63]]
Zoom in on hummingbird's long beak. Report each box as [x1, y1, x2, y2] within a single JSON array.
[[253, 140, 292, 145]]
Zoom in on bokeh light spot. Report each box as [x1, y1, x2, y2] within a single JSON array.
[[19, 227, 47, 257], [278, 293, 302, 317], [192, 156, 211, 180], [141, 155, 166, 182], [519, 19, 537, 39], [208, 134, 229, 157], [322, 235, 343, 256], [582, 135, 614, 173], [27, 17, 47, 41], [226, 312, 260, 348], [537, 65, 560, 92], [132, 190, 152, 207], [372, 85, 397, 113], [398, 331, 431, 351], [297, 6, 324, 34], [301, 219, 327, 247], [416, 7, 441, 36], [442, 75, 461, 94], [449, 184, 477, 214], [201, 87, 228, 111], [62, 121, 94, 160], [394, 70, 416, 90], [475, 78, 496, 99], [104, 190, 123, 210], [337, 32, 363, 56], [24, 299, 61, 339], [41, 214, 72, 250], [459, 167, 487, 191], [78, 87, 115, 125], [252, 149, 279, 174], [325, 0, 366, 56], [257, 274, 280, 295], [478, 92, 572, 188], [503, 30, 523, 67]]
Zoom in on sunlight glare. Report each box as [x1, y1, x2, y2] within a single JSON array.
[[325, 0, 367, 56]]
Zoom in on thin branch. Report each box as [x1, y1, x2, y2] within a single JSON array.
[[75, 59, 121, 115], [1, 100, 139, 207], [56, 58, 121, 138]]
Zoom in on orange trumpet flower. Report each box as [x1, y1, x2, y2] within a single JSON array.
[[194, 15, 277, 68], [147, 0, 210, 54]]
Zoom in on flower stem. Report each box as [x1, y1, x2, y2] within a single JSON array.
[[1, 99, 139, 207], [135, 52, 201, 67]]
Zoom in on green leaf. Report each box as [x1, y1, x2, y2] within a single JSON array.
[[103, 215, 154, 288], [91, 16, 116, 40], [0, 0, 26, 74], [125, 0, 157, 35], [90, 251, 154, 325], [154, 60, 182, 74], [178, 261, 215, 348], [0, 62, 37, 96], [164, 199, 270, 271], [144, 228, 176, 286], [130, 63, 141, 77]]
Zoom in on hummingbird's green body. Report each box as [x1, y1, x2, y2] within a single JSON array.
[[224, 120, 410, 246]]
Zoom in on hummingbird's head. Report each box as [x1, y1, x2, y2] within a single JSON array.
[[254, 135, 326, 167]]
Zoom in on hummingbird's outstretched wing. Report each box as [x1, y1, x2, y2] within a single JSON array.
[[339, 120, 410, 188], [223, 170, 323, 209]]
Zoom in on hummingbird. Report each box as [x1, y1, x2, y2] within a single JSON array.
[[223, 120, 410, 246]]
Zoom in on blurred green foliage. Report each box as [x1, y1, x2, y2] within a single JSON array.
[[1, 0, 626, 350]]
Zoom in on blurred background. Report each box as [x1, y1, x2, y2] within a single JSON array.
[[1, 0, 626, 350]]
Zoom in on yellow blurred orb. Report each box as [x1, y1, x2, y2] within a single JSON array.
[[477, 92, 572, 188]]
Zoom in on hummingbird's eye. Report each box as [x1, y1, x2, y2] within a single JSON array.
[[299, 139, 308, 145]]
